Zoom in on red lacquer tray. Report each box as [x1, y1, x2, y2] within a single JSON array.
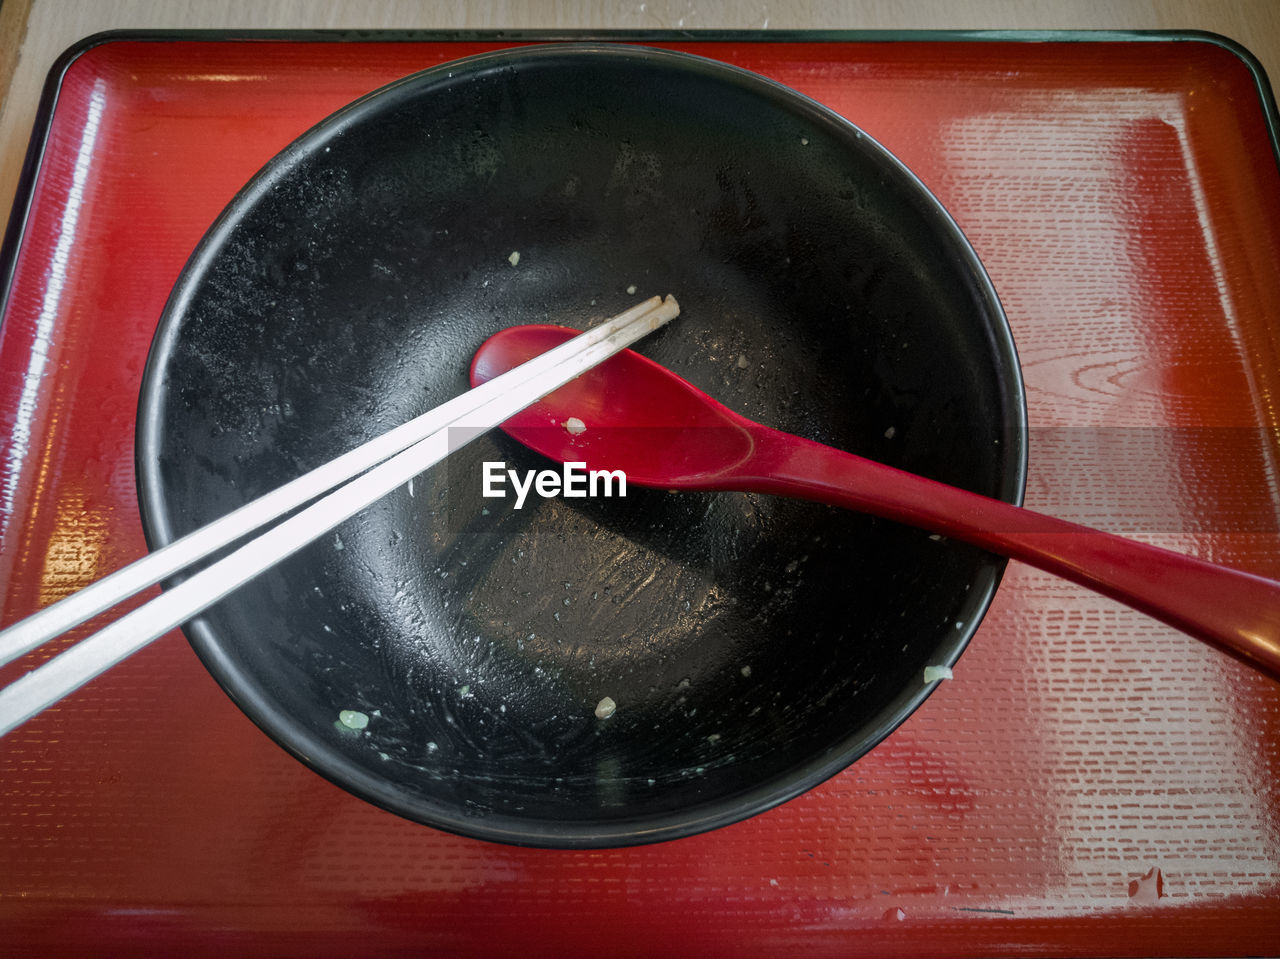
[[2, 31, 1279, 957]]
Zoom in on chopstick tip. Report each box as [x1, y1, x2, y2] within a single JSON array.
[[649, 294, 680, 328]]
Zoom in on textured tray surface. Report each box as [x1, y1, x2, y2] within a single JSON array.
[[2, 36, 1279, 956]]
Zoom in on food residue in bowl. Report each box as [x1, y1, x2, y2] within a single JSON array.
[[337, 709, 369, 730], [594, 696, 617, 719], [564, 416, 587, 436], [922, 665, 953, 684], [508, 250, 521, 266]]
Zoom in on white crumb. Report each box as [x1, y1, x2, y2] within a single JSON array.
[[337, 709, 369, 730]]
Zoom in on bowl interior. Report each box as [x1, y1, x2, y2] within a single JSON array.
[[137, 44, 1026, 847]]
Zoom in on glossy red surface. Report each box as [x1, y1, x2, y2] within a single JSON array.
[[3, 35, 1280, 956]]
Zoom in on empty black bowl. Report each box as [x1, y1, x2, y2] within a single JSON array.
[[137, 44, 1026, 847]]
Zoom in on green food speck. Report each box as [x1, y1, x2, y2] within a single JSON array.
[[338, 709, 369, 730]]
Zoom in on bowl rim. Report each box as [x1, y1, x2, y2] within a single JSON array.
[[135, 41, 1029, 848]]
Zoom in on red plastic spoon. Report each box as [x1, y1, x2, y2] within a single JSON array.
[[471, 324, 1280, 679]]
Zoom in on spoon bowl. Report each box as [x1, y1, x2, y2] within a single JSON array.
[[469, 324, 760, 485]]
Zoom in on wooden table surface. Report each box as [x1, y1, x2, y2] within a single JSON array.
[[1, 0, 1279, 245]]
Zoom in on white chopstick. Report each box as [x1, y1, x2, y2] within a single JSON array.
[[0, 295, 680, 737], [0, 294, 668, 670]]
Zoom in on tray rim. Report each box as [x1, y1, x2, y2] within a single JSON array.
[[2, 27, 1279, 328]]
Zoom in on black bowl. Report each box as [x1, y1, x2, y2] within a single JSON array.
[[137, 44, 1026, 847]]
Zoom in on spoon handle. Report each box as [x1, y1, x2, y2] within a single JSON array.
[[744, 427, 1280, 678]]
